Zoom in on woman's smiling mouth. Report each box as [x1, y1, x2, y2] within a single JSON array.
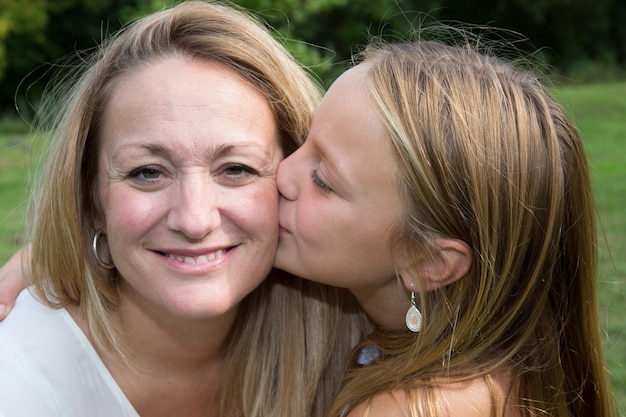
[[157, 248, 232, 265]]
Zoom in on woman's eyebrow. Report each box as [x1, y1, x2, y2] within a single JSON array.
[[111, 141, 274, 162]]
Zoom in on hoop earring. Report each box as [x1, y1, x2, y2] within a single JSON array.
[[405, 291, 422, 333], [92, 229, 115, 270]]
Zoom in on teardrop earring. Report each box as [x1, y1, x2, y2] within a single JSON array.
[[405, 291, 422, 333]]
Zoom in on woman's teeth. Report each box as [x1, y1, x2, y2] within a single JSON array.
[[167, 249, 226, 264]]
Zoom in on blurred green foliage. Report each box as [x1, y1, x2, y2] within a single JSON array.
[[0, 0, 625, 117]]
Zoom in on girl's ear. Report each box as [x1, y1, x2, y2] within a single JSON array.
[[399, 238, 472, 292]]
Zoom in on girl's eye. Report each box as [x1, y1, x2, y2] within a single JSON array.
[[310, 169, 334, 194], [128, 166, 163, 181]]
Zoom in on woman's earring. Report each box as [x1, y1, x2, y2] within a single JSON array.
[[92, 229, 115, 270], [405, 291, 422, 333]]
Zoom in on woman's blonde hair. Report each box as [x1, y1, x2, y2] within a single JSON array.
[[27, 2, 368, 416], [331, 38, 615, 416]]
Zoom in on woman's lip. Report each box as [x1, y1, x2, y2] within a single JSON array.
[[151, 245, 236, 265], [153, 246, 235, 273], [162, 249, 227, 265], [154, 245, 234, 257]]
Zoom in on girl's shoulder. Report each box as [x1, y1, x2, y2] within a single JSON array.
[[345, 368, 520, 417]]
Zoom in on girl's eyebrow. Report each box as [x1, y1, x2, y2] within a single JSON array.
[[311, 138, 350, 189]]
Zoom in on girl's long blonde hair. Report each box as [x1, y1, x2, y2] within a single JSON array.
[[27, 2, 369, 416], [331, 37, 614, 417]]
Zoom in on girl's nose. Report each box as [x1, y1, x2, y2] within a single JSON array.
[[276, 153, 299, 201]]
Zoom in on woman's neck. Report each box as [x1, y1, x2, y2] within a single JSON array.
[[67, 292, 237, 417]]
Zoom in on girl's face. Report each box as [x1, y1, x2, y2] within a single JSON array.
[[275, 64, 405, 293]]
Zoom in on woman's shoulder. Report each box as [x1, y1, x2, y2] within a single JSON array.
[[345, 369, 519, 417]]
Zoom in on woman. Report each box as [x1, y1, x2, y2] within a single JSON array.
[[0, 2, 367, 416], [274, 39, 615, 416]]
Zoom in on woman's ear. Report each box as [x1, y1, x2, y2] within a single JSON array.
[[399, 238, 472, 292], [93, 214, 105, 231]]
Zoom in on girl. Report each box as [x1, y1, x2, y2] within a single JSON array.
[[275, 40, 615, 416]]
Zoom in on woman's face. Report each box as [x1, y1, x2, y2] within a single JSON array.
[[97, 55, 282, 320], [275, 64, 405, 292]]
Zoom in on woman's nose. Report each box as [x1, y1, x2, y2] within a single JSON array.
[[167, 176, 221, 240]]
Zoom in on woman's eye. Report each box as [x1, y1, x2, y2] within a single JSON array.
[[223, 164, 256, 178], [310, 169, 334, 194], [128, 166, 163, 181]]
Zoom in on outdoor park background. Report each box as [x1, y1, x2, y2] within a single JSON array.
[[0, 0, 624, 414]]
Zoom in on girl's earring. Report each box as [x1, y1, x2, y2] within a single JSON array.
[[405, 291, 422, 333]]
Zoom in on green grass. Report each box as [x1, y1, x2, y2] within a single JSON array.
[[0, 119, 30, 262], [554, 82, 626, 415], [0, 83, 625, 413]]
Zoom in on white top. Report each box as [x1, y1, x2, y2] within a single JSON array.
[[0, 288, 139, 417]]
